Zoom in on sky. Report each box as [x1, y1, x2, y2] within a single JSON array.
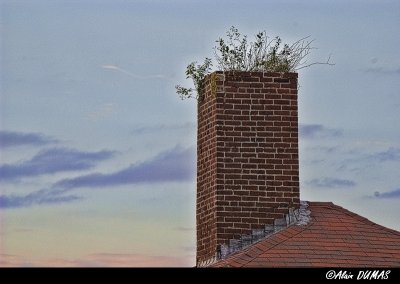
[[0, 0, 399, 267]]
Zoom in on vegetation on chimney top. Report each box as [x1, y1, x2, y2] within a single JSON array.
[[176, 26, 333, 101]]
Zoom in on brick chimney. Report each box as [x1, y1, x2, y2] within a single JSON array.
[[196, 71, 300, 266]]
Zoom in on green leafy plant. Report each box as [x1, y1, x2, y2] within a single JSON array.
[[176, 58, 212, 100], [176, 26, 333, 100]]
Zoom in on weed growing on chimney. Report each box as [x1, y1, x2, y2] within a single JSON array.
[[176, 58, 213, 100], [176, 26, 333, 100]]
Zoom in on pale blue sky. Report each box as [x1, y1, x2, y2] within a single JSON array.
[[1, 0, 399, 266]]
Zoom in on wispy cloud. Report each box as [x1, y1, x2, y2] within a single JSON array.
[[367, 147, 400, 162], [0, 252, 194, 267], [0, 130, 57, 148], [373, 188, 400, 199], [131, 122, 196, 135], [337, 147, 400, 172], [0, 146, 195, 209], [306, 177, 356, 188], [101, 64, 165, 79], [0, 189, 80, 209], [299, 124, 342, 139], [53, 145, 195, 190], [173, 226, 195, 232], [0, 148, 115, 182], [364, 67, 400, 75], [86, 103, 117, 122]]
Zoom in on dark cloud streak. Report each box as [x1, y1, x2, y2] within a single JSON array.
[[0, 189, 80, 209], [368, 148, 400, 162], [54, 146, 196, 190], [0, 148, 115, 182], [299, 124, 342, 139], [336, 147, 400, 173], [0, 131, 57, 148], [0, 146, 196, 208], [374, 188, 400, 199]]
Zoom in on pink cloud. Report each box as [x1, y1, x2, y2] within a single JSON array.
[[0, 253, 195, 267]]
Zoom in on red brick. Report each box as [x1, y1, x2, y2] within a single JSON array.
[[197, 72, 300, 265]]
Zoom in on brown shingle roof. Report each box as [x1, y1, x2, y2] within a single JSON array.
[[212, 202, 400, 267]]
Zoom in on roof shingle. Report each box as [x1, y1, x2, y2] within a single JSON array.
[[212, 202, 400, 267]]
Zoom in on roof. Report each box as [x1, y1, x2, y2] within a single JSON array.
[[212, 202, 400, 267]]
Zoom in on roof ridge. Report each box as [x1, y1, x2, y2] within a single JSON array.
[[308, 201, 400, 236], [315, 201, 400, 236]]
